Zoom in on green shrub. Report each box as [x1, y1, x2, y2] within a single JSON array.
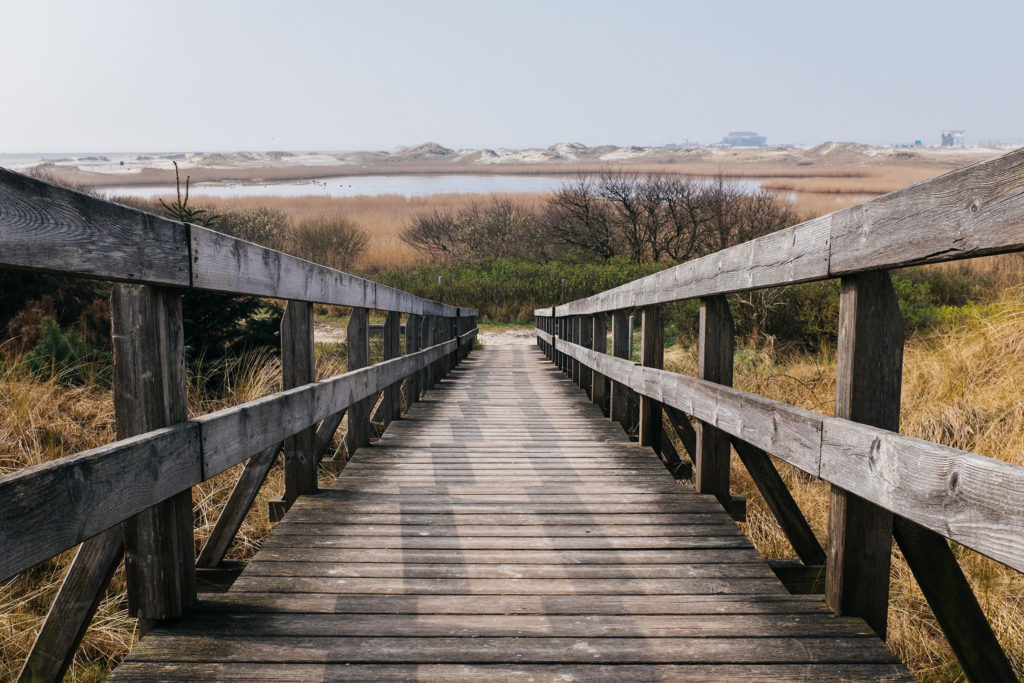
[[24, 319, 111, 385]]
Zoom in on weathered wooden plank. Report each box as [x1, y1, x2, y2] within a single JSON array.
[[0, 424, 200, 582], [196, 443, 281, 569], [557, 340, 823, 473], [556, 214, 831, 315], [732, 438, 826, 567], [892, 517, 1016, 681], [228, 576, 784, 595], [281, 301, 316, 501], [609, 310, 632, 431], [112, 662, 914, 681], [821, 420, 1024, 573], [825, 272, 899, 638], [18, 528, 123, 683], [191, 592, 831, 615], [345, 307, 371, 454], [591, 314, 608, 413], [241, 562, 774, 580], [142, 612, 874, 638], [830, 146, 1024, 274], [269, 522, 743, 538], [0, 168, 190, 285], [189, 225, 457, 315], [696, 295, 734, 505], [196, 338, 456, 477], [122, 635, 899, 664], [403, 314, 422, 406], [112, 284, 196, 623], [639, 305, 664, 451], [259, 536, 754, 551], [251, 547, 761, 564], [381, 311, 403, 425]]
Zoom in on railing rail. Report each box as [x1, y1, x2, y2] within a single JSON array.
[[535, 146, 1024, 682], [0, 167, 477, 682]]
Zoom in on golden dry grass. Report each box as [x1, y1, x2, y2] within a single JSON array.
[[665, 290, 1024, 680], [0, 345, 351, 681]]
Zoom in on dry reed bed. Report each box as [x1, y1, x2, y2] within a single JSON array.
[[0, 346, 352, 681], [665, 289, 1024, 680]]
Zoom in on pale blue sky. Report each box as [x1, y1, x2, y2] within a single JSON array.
[[2, 0, 1020, 153]]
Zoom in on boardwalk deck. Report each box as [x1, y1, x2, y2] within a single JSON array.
[[115, 347, 910, 681]]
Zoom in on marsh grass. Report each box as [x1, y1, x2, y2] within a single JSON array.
[[664, 290, 1024, 680]]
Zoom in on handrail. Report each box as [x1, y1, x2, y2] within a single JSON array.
[[0, 168, 475, 318], [550, 335, 1024, 574], [534, 146, 1024, 680], [535, 146, 1024, 317], [0, 335, 471, 582], [0, 167, 479, 681]]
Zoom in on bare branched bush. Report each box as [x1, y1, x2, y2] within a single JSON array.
[[218, 206, 289, 250], [402, 198, 546, 261], [288, 215, 368, 271]]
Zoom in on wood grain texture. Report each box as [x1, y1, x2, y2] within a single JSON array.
[[0, 168, 190, 286], [0, 424, 200, 582], [639, 306, 664, 450], [829, 146, 1024, 274], [281, 301, 316, 500], [609, 310, 632, 431], [826, 272, 899, 638], [189, 225, 458, 315], [18, 528, 124, 683], [696, 295, 734, 504], [381, 311, 403, 425], [196, 443, 281, 569], [116, 346, 903, 680]]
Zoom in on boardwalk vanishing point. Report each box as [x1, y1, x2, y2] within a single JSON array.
[[114, 347, 910, 680]]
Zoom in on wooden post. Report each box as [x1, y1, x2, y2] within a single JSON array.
[[382, 311, 402, 424], [404, 314, 422, 407], [609, 311, 631, 431], [639, 305, 663, 452], [826, 271, 899, 638], [419, 314, 433, 390], [570, 316, 581, 386], [591, 314, 608, 413], [579, 314, 593, 398], [345, 307, 371, 455], [113, 284, 194, 623], [282, 300, 316, 501], [696, 295, 734, 506]]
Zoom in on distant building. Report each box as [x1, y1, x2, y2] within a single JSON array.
[[941, 130, 965, 147], [721, 131, 766, 147]]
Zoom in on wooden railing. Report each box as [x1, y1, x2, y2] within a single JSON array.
[[0, 168, 477, 682], [535, 147, 1024, 682]]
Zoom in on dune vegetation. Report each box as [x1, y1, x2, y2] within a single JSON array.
[[2, 161, 1023, 680]]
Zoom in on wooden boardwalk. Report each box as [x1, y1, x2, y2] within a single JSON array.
[[115, 346, 910, 681]]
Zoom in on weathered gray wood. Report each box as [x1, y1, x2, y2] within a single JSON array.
[[113, 662, 913, 681], [112, 284, 195, 622], [189, 225, 457, 316], [123, 635, 899, 664], [381, 311, 403, 426], [0, 168, 191, 286], [639, 306, 663, 451], [281, 301, 316, 502], [18, 528, 123, 683], [892, 518, 1016, 681], [665, 406, 697, 461], [579, 315, 593, 396], [556, 337, 1024, 572], [609, 311, 631, 431], [553, 340, 824, 474], [825, 271, 899, 638], [554, 216, 831, 315], [345, 307, 371, 455], [820, 420, 1024, 573], [196, 443, 281, 569], [198, 338, 456, 477], [732, 438, 825, 567], [591, 314, 608, 413], [0, 424, 200, 581], [696, 295, 734, 506], [830, 146, 1024, 274], [404, 314, 422, 406]]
